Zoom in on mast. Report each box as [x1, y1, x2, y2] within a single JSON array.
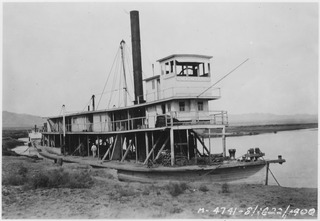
[[120, 40, 128, 107]]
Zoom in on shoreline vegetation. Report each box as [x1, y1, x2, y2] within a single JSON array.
[[2, 156, 317, 219], [226, 123, 318, 137]]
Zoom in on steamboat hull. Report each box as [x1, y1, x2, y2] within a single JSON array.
[[38, 147, 266, 184], [117, 162, 266, 183]]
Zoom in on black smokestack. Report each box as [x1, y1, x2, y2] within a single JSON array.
[[130, 10, 144, 104]]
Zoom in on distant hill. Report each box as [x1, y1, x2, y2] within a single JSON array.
[[2, 111, 46, 129], [228, 113, 318, 126]]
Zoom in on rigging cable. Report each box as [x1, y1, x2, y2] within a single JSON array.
[[140, 42, 152, 79], [107, 52, 121, 108], [82, 97, 93, 112], [96, 48, 121, 110], [118, 56, 123, 107], [124, 45, 135, 102], [58, 106, 63, 116], [197, 58, 249, 98]]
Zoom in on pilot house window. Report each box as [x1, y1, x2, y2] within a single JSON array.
[[179, 102, 185, 111], [175, 61, 210, 77]]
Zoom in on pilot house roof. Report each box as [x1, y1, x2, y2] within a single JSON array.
[[157, 54, 213, 63]]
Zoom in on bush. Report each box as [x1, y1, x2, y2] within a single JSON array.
[[2, 130, 28, 140], [32, 173, 50, 188], [2, 138, 24, 151], [179, 182, 188, 191], [3, 174, 28, 186], [31, 168, 93, 189], [3, 161, 94, 189], [169, 207, 183, 214], [2, 164, 29, 186], [65, 170, 94, 188], [167, 182, 187, 197], [199, 184, 209, 192], [118, 188, 136, 197], [18, 165, 28, 177], [221, 183, 230, 193]]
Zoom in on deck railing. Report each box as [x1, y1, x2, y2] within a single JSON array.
[[155, 111, 228, 127], [47, 110, 228, 133]]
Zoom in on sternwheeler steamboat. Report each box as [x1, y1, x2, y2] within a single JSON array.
[[39, 11, 285, 184]]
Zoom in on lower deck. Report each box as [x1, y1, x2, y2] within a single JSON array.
[[41, 125, 227, 167]]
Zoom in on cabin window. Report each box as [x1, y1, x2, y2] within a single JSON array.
[[165, 62, 170, 74], [176, 62, 182, 76], [170, 60, 174, 73], [199, 62, 210, 77], [198, 102, 204, 111], [152, 80, 155, 89], [179, 102, 185, 111], [99, 115, 102, 122], [72, 118, 76, 124], [167, 103, 171, 112]]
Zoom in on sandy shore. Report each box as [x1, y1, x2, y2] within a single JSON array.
[[2, 156, 317, 219]]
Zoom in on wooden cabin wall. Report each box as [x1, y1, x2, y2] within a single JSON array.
[[169, 100, 210, 122], [189, 100, 208, 112], [93, 113, 111, 132], [71, 116, 91, 132], [146, 106, 157, 128], [145, 77, 161, 103], [171, 100, 191, 112]]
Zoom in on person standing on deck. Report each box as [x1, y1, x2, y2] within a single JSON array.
[[91, 143, 97, 158]]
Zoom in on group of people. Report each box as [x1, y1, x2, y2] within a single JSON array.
[[90, 138, 110, 159]]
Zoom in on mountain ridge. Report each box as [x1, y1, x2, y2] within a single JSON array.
[[2, 111, 46, 129]]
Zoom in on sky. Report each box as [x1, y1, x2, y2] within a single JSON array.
[[2, 2, 318, 117]]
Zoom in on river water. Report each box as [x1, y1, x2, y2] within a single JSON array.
[[207, 128, 318, 188]]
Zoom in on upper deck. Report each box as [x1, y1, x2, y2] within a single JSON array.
[[43, 54, 228, 135]]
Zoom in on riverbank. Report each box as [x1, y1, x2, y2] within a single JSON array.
[[226, 123, 317, 137], [2, 156, 317, 219]]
